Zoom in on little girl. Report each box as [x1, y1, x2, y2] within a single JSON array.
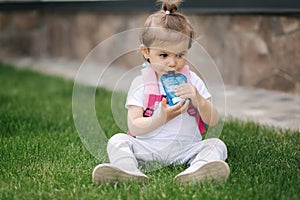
[[92, 0, 230, 185]]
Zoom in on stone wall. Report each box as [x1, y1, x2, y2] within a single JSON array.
[[190, 15, 300, 94], [0, 10, 299, 94]]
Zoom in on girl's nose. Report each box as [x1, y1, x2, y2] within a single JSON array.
[[168, 57, 176, 67]]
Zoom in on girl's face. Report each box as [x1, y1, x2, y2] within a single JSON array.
[[140, 41, 189, 78]]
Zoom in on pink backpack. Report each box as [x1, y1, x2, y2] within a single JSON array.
[[140, 65, 206, 135]]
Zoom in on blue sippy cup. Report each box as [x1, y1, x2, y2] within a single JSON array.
[[161, 71, 187, 106]]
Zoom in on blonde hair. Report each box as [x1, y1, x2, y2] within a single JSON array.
[[140, 0, 194, 49]]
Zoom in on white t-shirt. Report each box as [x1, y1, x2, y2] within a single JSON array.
[[126, 70, 211, 149]]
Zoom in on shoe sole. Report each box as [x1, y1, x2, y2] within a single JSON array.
[[174, 161, 230, 184], [92, 164, 148, 185]]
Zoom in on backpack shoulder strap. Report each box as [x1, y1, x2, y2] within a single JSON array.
[[180, 65, 191, 83], [141, 66, 160, 109], [141, 66, 165, 117], [141, 66, 160, 94]]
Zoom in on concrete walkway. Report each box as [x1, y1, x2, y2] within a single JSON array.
[[7, 57, 300, 132]]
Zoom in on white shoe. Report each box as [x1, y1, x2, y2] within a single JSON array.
[[92, 163, 148, 185], [174, 160, 230, 184]]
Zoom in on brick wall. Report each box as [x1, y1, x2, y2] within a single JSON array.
[[0, 10, 299, 94]]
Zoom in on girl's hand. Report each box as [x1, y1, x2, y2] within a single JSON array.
[[159, 98, 189, 122], [175, 83, 203, 107], [175, 83, 220, 127]]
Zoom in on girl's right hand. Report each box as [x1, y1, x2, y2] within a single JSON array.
[[159, 98, 189, 122]]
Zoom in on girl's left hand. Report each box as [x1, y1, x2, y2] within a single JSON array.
[[175, 84, 220, 127], [175, 83, 201, 107]]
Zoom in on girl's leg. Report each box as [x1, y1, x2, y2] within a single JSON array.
[[189, 138, 228, 166], [174, 138, 230, 184], [107, 133, 141, 172], [93, 133, 148, 184]]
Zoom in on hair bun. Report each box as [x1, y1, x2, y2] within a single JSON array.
[[160, 0, 182, 14]]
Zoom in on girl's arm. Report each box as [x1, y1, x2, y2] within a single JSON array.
[[127, 98, 189, 136], [175, 84, 220, 127], [194, 92, 220, 127]]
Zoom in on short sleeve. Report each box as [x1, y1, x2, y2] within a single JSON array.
[[125, 76, 145, 109], [189, 71, 211, 99]]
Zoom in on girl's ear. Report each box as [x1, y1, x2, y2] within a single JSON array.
[[140, 44, 150, 60]]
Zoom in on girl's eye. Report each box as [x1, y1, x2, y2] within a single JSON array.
[[159, 54, 168, 58], [177, 53, 185, 58]]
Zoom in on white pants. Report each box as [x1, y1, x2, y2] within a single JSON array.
[[107, 133, 228, 172]]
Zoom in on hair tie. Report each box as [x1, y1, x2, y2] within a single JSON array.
[[165, 10, 170, 15]]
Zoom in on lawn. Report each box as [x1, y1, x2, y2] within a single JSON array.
[[0, 62, 299, 200]]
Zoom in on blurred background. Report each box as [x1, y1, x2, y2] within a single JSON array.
[[0, 0, 299, 94]]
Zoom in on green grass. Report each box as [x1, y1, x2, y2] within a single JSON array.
[[0, 62, 299, 200]]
